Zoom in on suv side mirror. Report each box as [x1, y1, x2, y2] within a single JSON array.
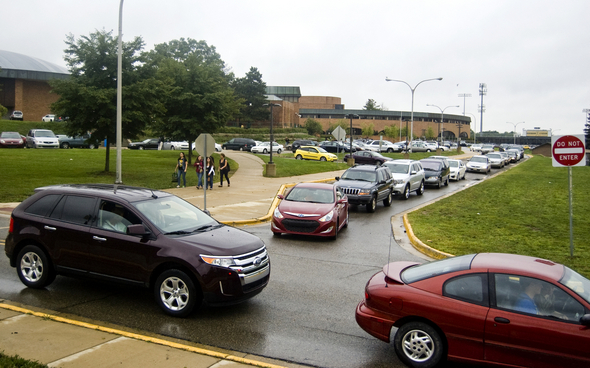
[[128, 224, 151, 236], [335, 177, 340, 181]]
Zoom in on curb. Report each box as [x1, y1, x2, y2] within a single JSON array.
[[402, 214, 454, 259]]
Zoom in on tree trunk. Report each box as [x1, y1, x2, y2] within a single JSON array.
[[104, 137, 110, 172]]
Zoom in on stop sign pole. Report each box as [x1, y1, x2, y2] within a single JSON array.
[[551, 135, 586, 257]]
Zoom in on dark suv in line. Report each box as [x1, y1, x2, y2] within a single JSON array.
[[221, 137, 256, 151], [291, 139, 317, 152], [5, 184, 270, 317], [334, 165, 393, 212]]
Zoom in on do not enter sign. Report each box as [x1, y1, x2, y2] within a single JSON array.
[[552, 135, 586, 167]]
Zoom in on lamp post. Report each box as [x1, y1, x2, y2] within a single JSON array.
[[426, 104, 459, 146], [506, 122, 524, 144], [346, 113, 359, 165], [385, 77, 443, 152], [264, 103, 281, 176], [466, 112, 477, 144], [115, 0, 124, 184]]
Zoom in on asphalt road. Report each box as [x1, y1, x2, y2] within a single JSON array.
[[0, 166, 507, 368]]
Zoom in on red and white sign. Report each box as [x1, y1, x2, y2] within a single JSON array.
[[552, 135, 586, 167]]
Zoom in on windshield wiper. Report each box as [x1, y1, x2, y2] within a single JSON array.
[[192, 224, 221, 232], [164, 230, 192, 235]]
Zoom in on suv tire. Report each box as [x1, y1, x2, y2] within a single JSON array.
[[155, 269, 200, 317], [366, 195, 377, 213], [16, 245, 55, 288], [384, 190, 393, 206], [417, 181, 425, 195], [402, 185, 410, 200]]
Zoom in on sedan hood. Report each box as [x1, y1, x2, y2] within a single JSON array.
[[173, 225, 264, 256]]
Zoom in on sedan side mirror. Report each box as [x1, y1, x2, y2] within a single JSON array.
[[580, 314, 590, 326]]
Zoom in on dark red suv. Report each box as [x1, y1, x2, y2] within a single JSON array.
[[5, 184, 270, 317]]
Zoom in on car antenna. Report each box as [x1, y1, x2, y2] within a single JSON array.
[[150, 189, 158, 199], [385, 227, 393, 288]]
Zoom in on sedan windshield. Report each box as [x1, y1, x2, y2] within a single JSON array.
[[133, 195, 218, 234], [560, 267, 590, 304], [1, 132, 21, 139], [285, 187, 334, 203], [449, 161, 460, 168], [402, 254, 476, 284], [470, 157, 488, 163], [35, 131, 56, 138]]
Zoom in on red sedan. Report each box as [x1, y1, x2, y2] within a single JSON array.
[[356, 253, 590, 368], [0, 131, 26, 148], [271, 182, 348, 239]]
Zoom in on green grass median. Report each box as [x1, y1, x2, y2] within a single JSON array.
[[408, 155, 590, 277]]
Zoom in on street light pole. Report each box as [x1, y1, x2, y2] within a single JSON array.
[[466, 112, 477, 144], [426, 104, 459, 145], [264, 103, 281, 165], [346, 113, 358, 165], [506, 122, 524, 144], [385, 77, 443, 152], [115, 0, 124, 184]]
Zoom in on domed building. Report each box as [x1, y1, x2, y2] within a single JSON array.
[[0, 50, 69, 121]]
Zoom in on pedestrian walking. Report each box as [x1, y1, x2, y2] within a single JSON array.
[[193, 155, 204, 189], [176, 152, 187, 188], [206, 156, 215, 190], [218, 153, 230, 187]]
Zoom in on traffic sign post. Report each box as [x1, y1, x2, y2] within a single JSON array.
[[551, 135, 586, 257]]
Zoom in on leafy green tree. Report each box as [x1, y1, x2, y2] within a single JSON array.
[[232, 67, 268, 124], [362, 123, 375, 137], [328, 119, 348, 134], [51, 30, 166, 172], [304, 118, 323, 136], [425, 126, 436, 140], [144, 38, 240, 162], [383, 124, 399, 140], [363, 99, 382, 111]]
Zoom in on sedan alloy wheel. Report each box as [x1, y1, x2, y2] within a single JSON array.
[[394, 321, 444, 368]]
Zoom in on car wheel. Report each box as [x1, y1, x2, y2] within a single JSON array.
[[394, 321, 445, 368], [239, 147, 244, 151], [417, 181, 425, 195], [89, 144, 96, 149], [139, 146, 144, 150], [403, 185, 410, 200], [426, 149, 431, 152], [61, 142, 70, 149], [437, 178, 442, 189], [171, 146, 175, 150], [387, 148, 393, 153], [16, 245, 55, 289], [263, 148, 268, 153], [277, 149, 282, 154], [384, 190, 393, 206], [366, 195, 377, 213], [320, 156, 327, 161], [296, 154, 303, 160], [155, 269, 200, 318]]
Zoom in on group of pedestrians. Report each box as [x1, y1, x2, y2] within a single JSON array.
[[175, 152, 230, 189]]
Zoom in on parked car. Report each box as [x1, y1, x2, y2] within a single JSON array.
[[448, 159, 466, 180], [383, 160, 425, 200], [221, 137, 257, 151], [42, 114, 56, 122], [487, 152, 505, 168], [162, 141, 189, 150], [251, 141, 283, 154], [409, 141, 434, 152], [294, 146, 337, 161], [59, 134, 99, 149], [10, 110, 23, 121], [471, 144, 483, 152], [271, 183, 348, 239], [0, 131, 26, 148], [364, 140, 401, 153], [291, 139, 317, 152], [318, 140, 356, 153], [334, 165, 393, 213], [355, 253, 590, 368], [5, 184, 270, 317], [466, 155, 491, 173], [481, 144, 495, 154], [344, 150, 392, 166], [506, 148, 522, 161], [25, 129, 59, 149], [499, 151, 511, 165], [127, 138, 160, 150], [420, 158, 450, 188]]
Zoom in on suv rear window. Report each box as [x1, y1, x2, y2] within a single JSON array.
[[24, 194, 61, 217]]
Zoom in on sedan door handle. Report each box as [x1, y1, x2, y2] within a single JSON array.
[[92, 236, 107, 242], [44, 226, 56, 231], [494, 317, 510, 324]]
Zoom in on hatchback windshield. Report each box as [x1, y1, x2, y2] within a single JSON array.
[[133, 195, 217, 234], [285, 187, 334, 204], [560, 267, 590, 304]]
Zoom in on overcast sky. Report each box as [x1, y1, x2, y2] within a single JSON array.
[[4, 0, 589, 135]]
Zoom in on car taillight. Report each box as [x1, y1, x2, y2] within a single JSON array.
[[365, 291, 370, 301], [9, 217, 14, 233]]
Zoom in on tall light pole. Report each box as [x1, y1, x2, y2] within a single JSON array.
[[466, 112, 477, 144], [506, 122, 524, 144], [458, 93, 471, 116], [264, 103, 281, 165], [426, 104, 459, 145], [346, 113, 358, 165], [478, 83, 487, 133], [115, 0, 124, 184], [385, 77, 443, 151]]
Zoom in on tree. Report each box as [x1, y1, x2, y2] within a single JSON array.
[[304, 118, 323, 136], [362, 123, 375, 137], [328, 120, 348, 134], [144, 38, 241, 162], [232, 67, 268, 124], [363, 99, 382, 111], [383, 124, 399, 141], [50, 30, 166, 172], [425, 127, 436, 140]]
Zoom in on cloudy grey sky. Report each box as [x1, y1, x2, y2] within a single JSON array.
[[4, 0, 589, 135]]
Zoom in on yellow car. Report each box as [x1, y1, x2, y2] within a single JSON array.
[[523, 145, 530, 149], [294, 146, 338, 161]]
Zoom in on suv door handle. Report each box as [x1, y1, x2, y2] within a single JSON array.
[[44, 226, 56, 231], [93, 236, 107, 242]]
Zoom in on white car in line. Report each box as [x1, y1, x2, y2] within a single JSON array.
[[251, 141, 283, 154], [448, 159, 466, 181]]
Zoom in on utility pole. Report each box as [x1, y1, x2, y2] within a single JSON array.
[[478, 83, 487, 133], [458, 93, 471, 116]]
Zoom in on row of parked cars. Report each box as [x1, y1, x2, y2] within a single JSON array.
[[0, 129, 98, 149]]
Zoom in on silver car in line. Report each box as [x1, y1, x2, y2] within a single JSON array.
[[465, 155, 491, 173], [383, 160, 425, 199]]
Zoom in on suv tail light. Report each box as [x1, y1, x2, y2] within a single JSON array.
[[9, 216, 14, 233]]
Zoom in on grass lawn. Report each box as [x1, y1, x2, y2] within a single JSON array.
[[407, 155, 590, 277], [0, 149, 232, 202]]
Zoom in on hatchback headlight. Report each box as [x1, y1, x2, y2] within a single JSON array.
[[273, 207, 283, 219], [318, 210, 334, 222], [201, 256, 236, 268]]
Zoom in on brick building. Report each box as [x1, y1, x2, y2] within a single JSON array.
[[0, 50, 68, 121]]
